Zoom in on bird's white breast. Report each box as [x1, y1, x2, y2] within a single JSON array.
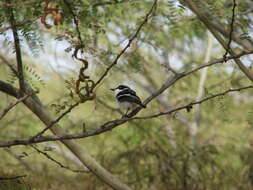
[[117, 101, 135, 110]]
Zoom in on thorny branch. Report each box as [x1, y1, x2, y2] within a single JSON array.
[[1, 50, 253, 148], [30, 145, 88, 173], [91, 0, 158, 91], [223, 0, 237, 60]]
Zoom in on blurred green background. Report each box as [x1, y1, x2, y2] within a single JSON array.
[[0, 0, 253, 189]]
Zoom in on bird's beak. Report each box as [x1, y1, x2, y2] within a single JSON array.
[[110, 88, 115, 91]]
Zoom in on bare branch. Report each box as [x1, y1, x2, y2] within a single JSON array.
[[0, 93, 32, 120], [31, 102, 79, 140], [1, 85, 252, 147], [183, 0, 253, 50], [133, 85, 253, 120], [183, 0, 253, 82], [30, 145, 88, 173], [223, 0, 237, 60], [182, 50, 253, 76], [0, 74, 133, 190], [1, 50, 253, 148], [91, 0, 158, 91]]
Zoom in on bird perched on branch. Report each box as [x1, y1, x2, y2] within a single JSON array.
[[111, 84, 146, 115]]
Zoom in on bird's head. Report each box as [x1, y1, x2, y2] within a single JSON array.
[[110, 84, 130, 93]]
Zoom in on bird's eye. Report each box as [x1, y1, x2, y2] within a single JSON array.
[[117, 85, 128, 90], [118, 85, 123, 90]]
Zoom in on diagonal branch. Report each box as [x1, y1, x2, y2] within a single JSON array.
[[91, 0, 158, 91], [133, 85, 253, 120], [31, 102, 80, 139], [1, 50, 253, 147], [0, 93, 32, 120], [184, 0, 253, 82], [183, 0, 253, 82], [30, 145, 88, 173], [0, 83, 133, 189]]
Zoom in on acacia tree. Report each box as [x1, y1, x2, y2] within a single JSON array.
[[0, 0, 253, 189]]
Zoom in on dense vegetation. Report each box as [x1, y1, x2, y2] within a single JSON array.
[[0, 0, 253, 189]]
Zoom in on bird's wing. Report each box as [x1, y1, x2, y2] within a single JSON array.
[[117, 88, 137, 96], [117, 94, 143, 106]]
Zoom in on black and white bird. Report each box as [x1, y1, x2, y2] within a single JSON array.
[[111, 85, 146, 114]]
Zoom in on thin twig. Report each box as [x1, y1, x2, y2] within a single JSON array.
[[223, 0, 237, 60], [184, 50, 253, 76], [91, 0, 158, 91], [133, 85, 253, 120], [31, 102, 80, 139], [0, 93, 31, 120], [30, 145, 88, 173], [183, 0, 253, 82]]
